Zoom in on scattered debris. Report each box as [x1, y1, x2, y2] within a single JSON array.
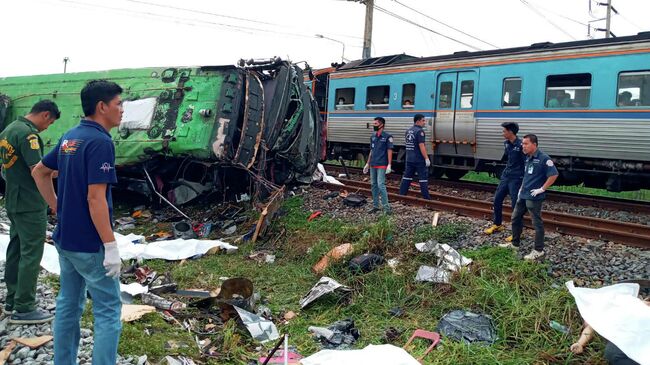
[[386, 258, 400, 274], [436, 310, 497, 344], [414, 241, 472, 283], [259, 350, 302, 364], [383, 327, 403, 343], [349, 253, 384, 273], [233, 306, 280, 343], [141, 293, 186, 312], [388, 307, 404, 318], [284, 311, 297, 321], [0, 341, 16, 365], [403, 329, 441, 362], [300, 277, 352, 309], [342, 194, 366, 208], [322, 191, 339, 200], [164, 356, 196, 365], [11, 335, 52, 349], [431, 212, 440, 227], [253, 186, 286, 242], [313, 163, 343, 186], [308, 319, 359, 350], [134, 266, 157, 285], [120, 282, 149, 297], [312, 243, 354, 274], [248, 251, 276, 264], [307, 211, 322, 222], [223, 225, 237, 235], [300, 344, 419, 365], [549, 320, 569, 334], [173, 221, 197, 239], [121, 304, 156, 322], [176, 289, 216, 298]]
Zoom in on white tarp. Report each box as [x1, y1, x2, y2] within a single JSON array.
[[300, 344, 420, 365], [566, 281, 650, 365], [0, 232, 238, 276], [119, 98, 157, 130], [313, 163, 343, 186]]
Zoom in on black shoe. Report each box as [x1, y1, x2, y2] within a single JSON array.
[[9, 309, 54, 325], [367, 207, 380, 214]]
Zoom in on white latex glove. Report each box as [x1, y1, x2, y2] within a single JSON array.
[[103, 241, 121, 279], [386, 164, 392, 174], [425, 159, 431, 167], [363, 164, 369, 174], [530, 187, 545, 197]]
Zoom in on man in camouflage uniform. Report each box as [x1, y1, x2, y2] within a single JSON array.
[[1, 100, 60, 324]]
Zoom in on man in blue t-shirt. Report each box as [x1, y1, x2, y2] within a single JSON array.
[[484, 122, 525, 236], [363, 117, 393, 214], [32, 80, 123, 365], [499, 134, 558, 261], [399, 114, 431, 199]]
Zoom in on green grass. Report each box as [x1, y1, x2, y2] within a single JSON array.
[[463, 172, 650, 202], [75, 196, 605, 364]]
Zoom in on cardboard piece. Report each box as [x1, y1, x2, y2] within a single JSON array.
[[121, 304, 156, 322], [12, 336, 53, 349]]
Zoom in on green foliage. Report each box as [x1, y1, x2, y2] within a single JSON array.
[[413, 222, 469, 244]]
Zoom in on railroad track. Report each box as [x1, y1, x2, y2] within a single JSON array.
[[314, 176, 650, 249], [322, 164, 650, 215]]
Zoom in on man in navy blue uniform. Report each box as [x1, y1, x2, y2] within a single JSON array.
[[484, 122, 525, 236], [499, 134, 558, 260], [399, 114, 431, 199], [32, 80, 124, 364], [363, 117, 393, 214]]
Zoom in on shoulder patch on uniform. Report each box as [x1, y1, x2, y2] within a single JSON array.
[[388, 137, 393, 143], [546, 159, 554, 167], [27, 134, 40, 150]]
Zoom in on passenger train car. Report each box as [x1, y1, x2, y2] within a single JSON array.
[[318, 32, 650, 191]]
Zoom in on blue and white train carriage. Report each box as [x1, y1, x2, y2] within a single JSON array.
[[323, 32, 650, 191]]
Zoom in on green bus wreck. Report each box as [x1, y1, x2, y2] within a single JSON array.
[[0, 58, 322, 204]]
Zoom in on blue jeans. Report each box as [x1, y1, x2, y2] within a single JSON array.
[[370, 167, 390, 211], [54, 245, 122, 365], [493, 177, 522, 225], [399, 162, 430, 199]]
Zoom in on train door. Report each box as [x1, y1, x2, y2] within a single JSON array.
[[433, 71, 477, 157]]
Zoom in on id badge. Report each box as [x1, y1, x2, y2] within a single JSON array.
[[527, 165, 534, 174]]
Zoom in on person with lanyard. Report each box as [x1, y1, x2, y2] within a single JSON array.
[[499, 134, 558, 260], [484, 122, 525, 238], [1, 100, 60, 324], [363, 116, 393, 214], [399, 113, 431, 199], [32, 80, 124, 364]]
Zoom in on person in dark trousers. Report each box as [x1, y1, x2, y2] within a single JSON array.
[[484, 122, 525, 238], [399, 114, 431, 199], [363, 116, 393, 214], [32, 80, 124, 364], [499, 134, 558, 260], [1, 100, 60, 324]]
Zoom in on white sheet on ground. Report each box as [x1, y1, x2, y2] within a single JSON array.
[[566, 280, 650, 365], [314, 163, 343, 186], [1, 232, 238, 276], [300, 344, 420, 365]]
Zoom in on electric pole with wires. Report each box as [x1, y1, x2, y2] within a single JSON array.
[[348, 0, 374, 59]]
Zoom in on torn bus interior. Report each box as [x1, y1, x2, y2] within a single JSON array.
[[0, 58, 322, 204]]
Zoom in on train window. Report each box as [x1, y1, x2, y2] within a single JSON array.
[[439, 82, 453, 109], [366, 85, 390, 109], [460, 80, 474, 109], [617, 71, 650, 107], [335, 88, 355, 110], [502, 78, 522, 108], [402, 84, 415, 108], [545, 73, 591, 108]]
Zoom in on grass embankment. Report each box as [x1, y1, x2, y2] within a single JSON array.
[[91, 197, 604, 364]]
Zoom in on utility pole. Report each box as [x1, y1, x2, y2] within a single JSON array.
[[362, 0, 374, 59], [63, 57, 70, 73], [605, 0, 612, 38]]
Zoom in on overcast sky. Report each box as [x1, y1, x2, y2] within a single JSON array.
[[0, 0, 647, 77]]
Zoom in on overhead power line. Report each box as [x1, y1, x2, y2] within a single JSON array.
[[391, 0, 500, 49], [520, 0, 578, 40], [373, 3, 482, 51]]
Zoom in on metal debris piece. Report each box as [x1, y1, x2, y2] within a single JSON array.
[[436, 310, 497, 344], [233, 306, 280, 343], [300, 277, 352, 309], [215, 278, 255, 321], [173, 221, 197, 239], [308, 318, 359, 350], [253, 186, 286, 242], [141, 293, 186, 312], [415, 265, 451, 284]]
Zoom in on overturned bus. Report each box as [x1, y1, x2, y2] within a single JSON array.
[[0, 58, 322, 204]]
